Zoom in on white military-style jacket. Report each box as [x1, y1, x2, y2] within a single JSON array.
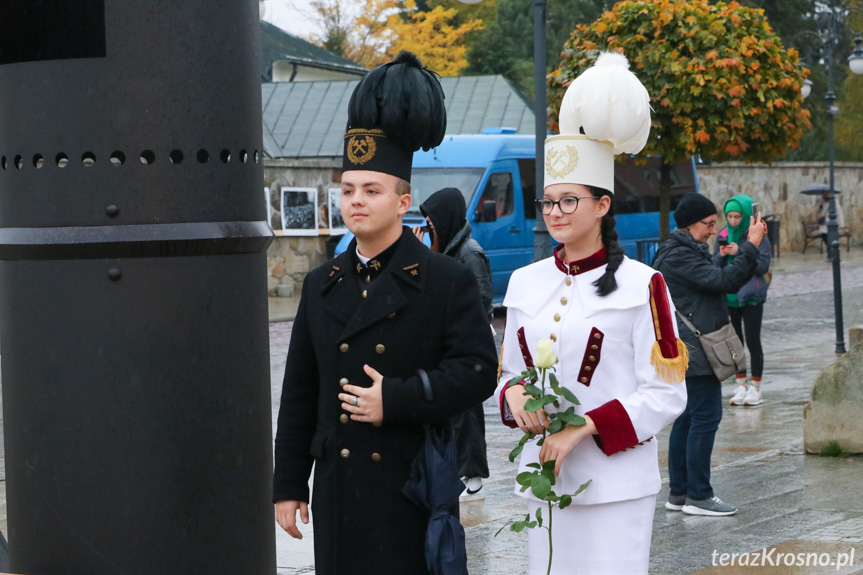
[[496, 247, 688, 506]]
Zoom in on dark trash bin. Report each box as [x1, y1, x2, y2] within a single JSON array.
[[763, 214, 781, 259]]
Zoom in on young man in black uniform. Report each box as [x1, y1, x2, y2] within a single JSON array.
[[272, 52, 498, 575]]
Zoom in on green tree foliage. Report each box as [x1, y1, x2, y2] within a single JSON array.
[[464, 0, 608, 95], [833, 0, 863, 161], [550, 0, 811, 237]]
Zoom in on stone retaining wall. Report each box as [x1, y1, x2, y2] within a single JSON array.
[[262, 160, 863, 294], [264, 158, 340, 296], [697, 162, 863, 253]]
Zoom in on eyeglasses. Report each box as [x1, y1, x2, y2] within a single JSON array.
[[699, 219, 717, 228], [536, 196, 597, 215]]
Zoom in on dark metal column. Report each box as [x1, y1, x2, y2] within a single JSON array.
[[0, 2, 276, 573], [532, 0, 551, 262]]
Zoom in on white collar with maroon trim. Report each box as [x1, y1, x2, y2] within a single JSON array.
[[504, 255, 657, 319]]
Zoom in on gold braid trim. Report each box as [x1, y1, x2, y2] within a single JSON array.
[[650, 338, 689, 384], [497, 338, 505, 381]]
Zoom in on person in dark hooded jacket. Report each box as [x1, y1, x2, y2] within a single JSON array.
[[413, 187, 491, 499], [415, 187, 493, 317], [652, 192, 765, 517]]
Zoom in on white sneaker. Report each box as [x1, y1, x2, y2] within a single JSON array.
[[729, 385, 748, 406], [743, 387, 762, 406], [460, 477, 484, 501]]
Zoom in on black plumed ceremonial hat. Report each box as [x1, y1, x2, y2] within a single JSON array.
[[342, 51, 447, 183]]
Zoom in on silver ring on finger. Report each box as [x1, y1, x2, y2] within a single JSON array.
[[352, 396, 358, 406]]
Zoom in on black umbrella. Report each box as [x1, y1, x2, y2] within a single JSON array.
[[801, 183, 842, 195], [402, 426, 468, 575]]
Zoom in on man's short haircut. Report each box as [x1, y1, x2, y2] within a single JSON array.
[[395, 178, 411, 196]]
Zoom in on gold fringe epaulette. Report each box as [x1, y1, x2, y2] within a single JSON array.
[[650, 338, 689, 383]]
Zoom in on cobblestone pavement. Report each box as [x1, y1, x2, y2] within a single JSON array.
[[266, 252, 863, 574]]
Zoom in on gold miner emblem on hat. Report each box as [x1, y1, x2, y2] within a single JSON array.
[[546, 145, 579, 179], [347, 135, 377, 165]]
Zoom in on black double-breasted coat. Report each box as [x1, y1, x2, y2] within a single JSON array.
[[273, 229, 498, 575]]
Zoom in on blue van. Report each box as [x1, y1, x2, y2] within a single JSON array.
[[336, 129, 696, 302]]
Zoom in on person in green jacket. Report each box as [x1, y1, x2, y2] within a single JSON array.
[[713, 194, 772, 406]]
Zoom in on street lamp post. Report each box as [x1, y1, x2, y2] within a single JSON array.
[[826, 88, 845, 354], [799, 5, 863, 354], [457, 0, 551, 260], [532, 0, 551, 261]]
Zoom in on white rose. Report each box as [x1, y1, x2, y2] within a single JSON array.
[[535, 339, 557, 369]]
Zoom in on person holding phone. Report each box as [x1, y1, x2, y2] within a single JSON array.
[[713, 195, 772, 406], [654, 192, 765, 516]]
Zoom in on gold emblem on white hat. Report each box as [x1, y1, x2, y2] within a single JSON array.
[[546, 145, 579, 179]]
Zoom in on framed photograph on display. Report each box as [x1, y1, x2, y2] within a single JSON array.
[[328, 188, 347, 234], [280, 187, 318, 235]]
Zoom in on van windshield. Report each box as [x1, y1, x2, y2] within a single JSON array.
[[406, 168, 485, 216]]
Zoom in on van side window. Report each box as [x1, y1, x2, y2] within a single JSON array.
[[518, 159, 537, 219], [477, 172, 514, 221]]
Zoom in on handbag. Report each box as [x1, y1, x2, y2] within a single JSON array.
[[676, 311, 746, 381]]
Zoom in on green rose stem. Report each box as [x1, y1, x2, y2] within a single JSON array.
[[538, 364, 553, 575], [498, 338, 591, 575]]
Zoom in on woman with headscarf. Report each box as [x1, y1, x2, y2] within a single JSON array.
[[713, 195, 771, 406], [495, 53, 688, 574]]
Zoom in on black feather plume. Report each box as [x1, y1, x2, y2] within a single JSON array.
[[347, 51, 447, 152]]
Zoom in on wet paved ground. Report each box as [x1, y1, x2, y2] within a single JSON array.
[[2, 248, 863, 573], [266, 249, 863, 574]]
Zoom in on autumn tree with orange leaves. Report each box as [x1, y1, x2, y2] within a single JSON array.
[[549, 0, 811, 239], [303, 0, 483, 74]]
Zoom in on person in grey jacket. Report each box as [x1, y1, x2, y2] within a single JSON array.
[[652, 192, 765, 517], [414, 187, 491, 500], [713, 194, 771, 406]]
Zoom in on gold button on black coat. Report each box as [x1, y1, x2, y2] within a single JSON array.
[[339, 343, 349, 352], [339, 378, 349, 387], [340, 448, 350, 459], [371, 453, 382, 462], [362, 290, 368, 298], [375, 344, 385, 354], [340, 414, 349, 424]]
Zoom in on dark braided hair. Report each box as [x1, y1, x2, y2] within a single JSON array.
[[588, 186, 624, 297]]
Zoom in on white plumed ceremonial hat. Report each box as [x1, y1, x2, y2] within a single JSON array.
[[545, 52, 652, 194]]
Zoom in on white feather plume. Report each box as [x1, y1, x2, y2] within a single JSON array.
[[558, 52, 652, 155]]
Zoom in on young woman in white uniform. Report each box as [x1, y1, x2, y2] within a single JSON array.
[[496, 53, 689, 575]]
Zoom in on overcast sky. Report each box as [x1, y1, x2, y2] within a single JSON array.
[[261, 0, 323, 39]]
